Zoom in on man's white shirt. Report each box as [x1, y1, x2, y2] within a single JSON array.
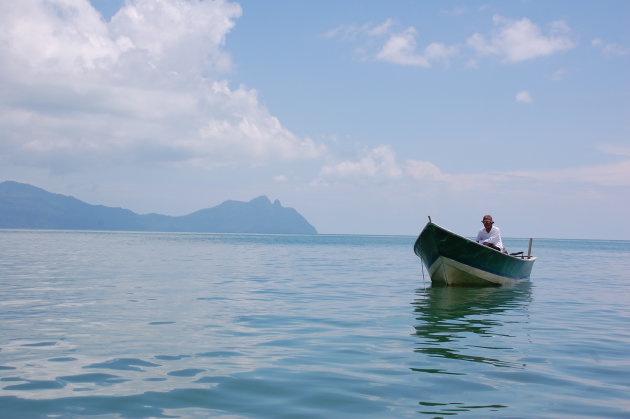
[[476, 226, 504, 251]]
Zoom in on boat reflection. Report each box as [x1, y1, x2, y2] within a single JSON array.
[[412, 281, 532, 368], [411, 283, 532, 416]]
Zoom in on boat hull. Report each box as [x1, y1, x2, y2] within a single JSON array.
[[414, 222, 536, 286]]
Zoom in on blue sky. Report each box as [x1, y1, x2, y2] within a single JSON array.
[[1, 0, 628, 239]]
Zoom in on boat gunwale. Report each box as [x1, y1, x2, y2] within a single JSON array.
[[416, 221, 537, 263]]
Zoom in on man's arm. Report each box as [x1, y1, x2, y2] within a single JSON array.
[[482, 228, 502, 250]]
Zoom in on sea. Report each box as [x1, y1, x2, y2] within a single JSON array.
[[0, 230, 628, 419]]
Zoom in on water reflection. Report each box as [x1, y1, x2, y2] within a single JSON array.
[[411, 282, 532, 416], [412, 282, 531, 366]]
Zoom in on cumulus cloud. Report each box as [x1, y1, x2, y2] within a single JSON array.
[[404, 159, 442, 180], [328, 14, 575, 68], [515, 90, 533, 104], [375, 28, 458, 67], [509, 160, 630, 187], [592, 38, 630, 57], [325, 19, 458, 68], [323, 19, 395, 41], [467, 15, 574, 62], [0, 0, 326, 173], [315, 144, 630, 189], [314, 145, 498, 190], [376, 28, 431, 67], [317, 145, 403, 182], [598, 144, 630, 157], [551, 68, 567, 81]]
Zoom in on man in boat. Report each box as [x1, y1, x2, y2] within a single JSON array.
[[477, 215, 504, 252]]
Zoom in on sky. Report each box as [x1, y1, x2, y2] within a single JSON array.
[[0, 0, 628, 239]]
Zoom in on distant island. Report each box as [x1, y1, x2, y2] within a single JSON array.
[[0, 181, 317, 234]]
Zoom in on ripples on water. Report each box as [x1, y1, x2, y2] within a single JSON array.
[[0, 231, 629, 418]]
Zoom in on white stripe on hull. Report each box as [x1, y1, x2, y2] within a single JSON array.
[[428, 256, 515, 286]]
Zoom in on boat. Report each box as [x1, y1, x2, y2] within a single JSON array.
[[413, 219, 536, 286]]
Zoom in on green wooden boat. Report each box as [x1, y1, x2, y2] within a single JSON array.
[[414, 220, 536, 286]]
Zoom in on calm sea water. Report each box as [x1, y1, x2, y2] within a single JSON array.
[[0, 230, 628, 418]]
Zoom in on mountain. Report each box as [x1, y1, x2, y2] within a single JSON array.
[[0, 181, 317, 234]]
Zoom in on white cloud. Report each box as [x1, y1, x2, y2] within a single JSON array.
[[326, 19, 458, 68], [467, 15, 574, 62], [592, 38, 630, 57], [465, 59, 480, 69], [376, 27, 431, 67], [322, 20, 393, 41], [515, 90, 533, 104], [509, 160, 630, 187], [315, 144, 630, 190], [369, 19, 395, 37], [317, 145, 403, 182], [377, 30, 458, 67], [376, 26, 459, 67], [598, 144, 630, 157], [329, 15, 574, 68], [405, 160, 442, 180], [108, 0, 237, 76], [551, 68, 567, 81], [0, 0, 326, 173], [424, 42, 459, 64], [315, 145, 497, 190]]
